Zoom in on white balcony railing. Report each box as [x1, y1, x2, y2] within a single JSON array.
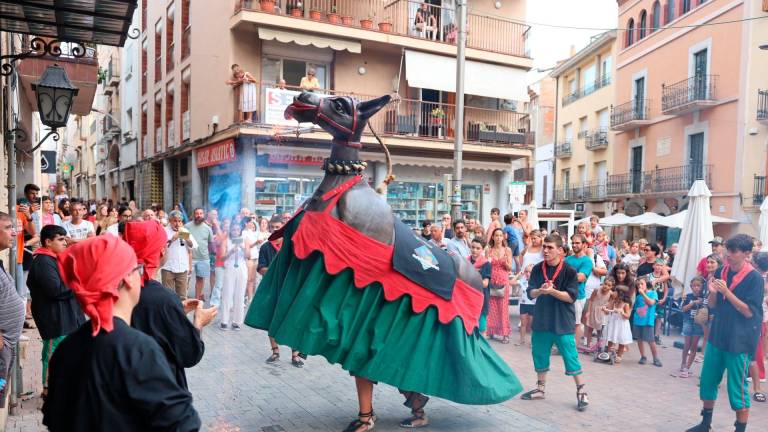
[[167, 120, 175, 148], [182, 111, 190, 141]]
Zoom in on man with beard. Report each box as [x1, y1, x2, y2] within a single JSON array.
[[521, 234, 588, 412], [446, 220, 470, 259], [185, 208, 214, 301]]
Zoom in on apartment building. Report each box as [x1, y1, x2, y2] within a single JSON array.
[[137, 0, 534, 226], [612, 0, 768, 237], [528, 76, 556, 208], [551, 31, 617, 218]]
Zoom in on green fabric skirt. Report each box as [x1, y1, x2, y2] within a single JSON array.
[[245, 215, 522, 405]]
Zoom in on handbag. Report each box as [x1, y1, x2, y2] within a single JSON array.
[[489, 283, 506, 297], [694, 306, 709, 326]]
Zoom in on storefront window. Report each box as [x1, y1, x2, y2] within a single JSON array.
[[254, 177, 321, 217], [387, 181, 482, 227]]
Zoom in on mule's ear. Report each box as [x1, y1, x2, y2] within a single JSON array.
[[358, 94, 391, 119]]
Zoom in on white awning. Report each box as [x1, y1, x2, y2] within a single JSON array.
[[258, 28, 361, 53], [404, 50, 529, 101]]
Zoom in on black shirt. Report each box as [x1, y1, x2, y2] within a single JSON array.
[[527, 260, 579, 335], [43, 318, 201, 432], [132, 280, 205, 390], [26, 254, 85, 340], [710, 266, 764, 355], [636, 262, 654, 278], [257, 241, 280, 273]]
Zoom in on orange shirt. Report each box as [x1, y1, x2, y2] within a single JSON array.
[[15, 209, 29, 264]]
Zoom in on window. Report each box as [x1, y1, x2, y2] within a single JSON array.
[[578, 117, 588, 139], [562, 169, 571, 189], [141, 103, 147, 156], [652, 1, 661, 31], [564, 123, 573, 143], [682, 0, 691, 14], [626, 19, 634, 47], [262, 57, 329, 89], [181, 0, 190, 60], [666, 0, 675, 24], [166, 83, 175, 147], [583, 63, 596, 94], [141, 40, 148, 94], [154, 20, 162, 83], [166, 3, 175, 73], [600, 56, 612, 85], [639, 10, 647, 39], [154, 92, 162, 152]]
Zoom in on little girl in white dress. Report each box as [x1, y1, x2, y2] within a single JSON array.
[[602, 286, 633, 364]]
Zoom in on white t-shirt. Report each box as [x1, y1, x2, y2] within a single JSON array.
[[519, 277, 535, 305], [585, 252, 606, 300], [521, 249, 543, 272], [105, 223, 120, 237], [621, 253, 641, 266], [62, 220, 95, 240], [161, 226, 195, 273]]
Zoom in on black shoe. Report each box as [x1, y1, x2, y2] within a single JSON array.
[[231, 324, 241, 331]]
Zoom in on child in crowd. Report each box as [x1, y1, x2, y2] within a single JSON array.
[[469, 238, 492, 335], [593, 231, 610, 268], [680, 276, 706, 378], [602, 284, 632, 363], [583, 277, 614, 351], [514, 264, 534, 346], [633, 278, 663, 367], [648, 258, 670, 345]]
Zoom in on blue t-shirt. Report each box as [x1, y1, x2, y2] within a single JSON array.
[[633, 290, 658, 327], [502, 225, 520, 256], [564, 255, 593, 300]]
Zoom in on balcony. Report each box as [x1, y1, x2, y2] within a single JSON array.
[[554, 142, 572, 158], [182, 27, 191, 60], [514, 167, 534, 183], [758, 90, 768, 124], [610, 99, 651, 131], [107, 58, 120, 87], [585, 129, 609, 151], [554, 180, 608, 203], [754, 175, 766, 206], [232, 82, 532, 150], [17, 41, 98, 117], [155, 127, 163, 153], [167, 120, 176, 148], [606, 164, 712, 197], [143, 134, 148, 158], [154, 56, 162, 83], [662, 75, 717, 115], [233, 0, 531, 63], [562, 74, 611, 107]]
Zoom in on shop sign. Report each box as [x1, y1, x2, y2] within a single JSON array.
[[267, 154, 324, 167], [197, 139, 237, 168], [483, 183, 491, 194], [264, 87, 328, 126]]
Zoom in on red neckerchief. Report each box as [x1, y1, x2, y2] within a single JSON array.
[[721, 263, 754, 292], [33, 247, 57, 258], [470, 255, 487, 270], [542, 259, 565, 288], [270, 239, 282, 252]]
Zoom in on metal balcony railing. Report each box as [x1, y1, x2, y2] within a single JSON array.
[[754, 175, 766, 205], [514, 167, 534, 182], [585, 129, 609, 150], [610, 99, 650, 129], [562, 75, 611, 107], [236, 0, 531, 58], [758, 89, 768, 122], [555, 180, 608, 202], [554, 142, 572, 158], [231, 81, 532, 148], [606, 164, 712, 196], [662, 75, 717, 113]]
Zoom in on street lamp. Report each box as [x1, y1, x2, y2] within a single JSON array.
[[32, 64, 79, 129]]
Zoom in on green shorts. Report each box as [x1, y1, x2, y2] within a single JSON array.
[[531, 331, 582, 376], [699, 344, 752, 411]]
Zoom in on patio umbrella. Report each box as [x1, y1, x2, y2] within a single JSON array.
[[671, 180, 714, 292], [760, 197, 768, 251], [599, 213, 632, 226], [627, 212, 667, 226], [526, 200, 539, 229], [652, 210, 739, 229]]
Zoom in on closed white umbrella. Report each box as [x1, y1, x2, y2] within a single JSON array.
[[671, 180, 715, 291], [527, 200, 539, 229], [760, 197, 768, 251]]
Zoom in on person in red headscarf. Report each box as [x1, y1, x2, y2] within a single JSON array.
[[126, 220, 217, 390], [42, 235, 201, 432]]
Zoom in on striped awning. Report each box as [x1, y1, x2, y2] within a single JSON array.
[[0, 0, 138, 46], [258, 28, 361, 54]]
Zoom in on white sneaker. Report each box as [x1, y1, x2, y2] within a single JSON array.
[[761, 378, 767, 383]]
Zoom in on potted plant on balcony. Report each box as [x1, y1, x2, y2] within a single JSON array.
[[431, 107, 445, 124], [309, 6, 323, 20], [288, 1, 303, 17], [259, 0, 275, 12], [360, 10, 374, 29], [378, 14, 393, 32], [327, 4, 340, 24]]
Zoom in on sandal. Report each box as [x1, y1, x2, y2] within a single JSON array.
[[343, 410, 376, 432], [754, 392, 766, 402], [266, 347, 280, 364], [291, 354, 305, 368], [576, 384, 589, 412], [501, 336, 510, 344], [400, 408, 429, 429], [520, 380, 546, 400]]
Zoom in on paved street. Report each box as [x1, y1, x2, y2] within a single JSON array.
[[7, 306, 768, 431]]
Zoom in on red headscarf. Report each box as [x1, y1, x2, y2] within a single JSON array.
[[58, 235, 137, 336], [124, 220, 167, 284]]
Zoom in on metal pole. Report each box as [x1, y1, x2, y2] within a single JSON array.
[[451, 0, 467, 222]]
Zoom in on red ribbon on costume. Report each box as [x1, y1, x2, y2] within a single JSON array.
[[58, 236, 138, 336], [541, 259, 565, 288], [720, 263, 754, 292], [124, 220, 168, 284], [33, 247, 58, 259]]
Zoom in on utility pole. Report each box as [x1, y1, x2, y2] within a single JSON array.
[[451, 0, 467, 221]]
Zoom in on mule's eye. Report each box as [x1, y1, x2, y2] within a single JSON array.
[[332, 100, 344, 113]]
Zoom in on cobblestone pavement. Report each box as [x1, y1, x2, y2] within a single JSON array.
[[7, 307, 768, 431]]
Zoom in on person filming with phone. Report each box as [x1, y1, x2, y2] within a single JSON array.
[[161, 211, 196, 300]]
